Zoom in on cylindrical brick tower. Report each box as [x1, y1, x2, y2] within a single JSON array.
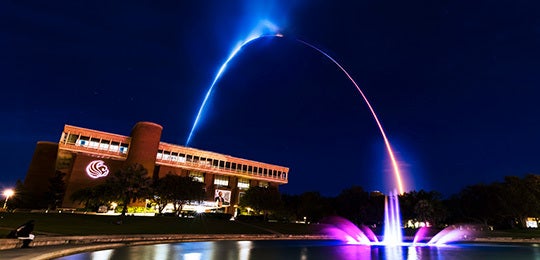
[[125, 122, 162, 176], [23, 141, 59, 208]]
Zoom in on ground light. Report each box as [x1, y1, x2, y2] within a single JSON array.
[[3, 188, 14, 209]]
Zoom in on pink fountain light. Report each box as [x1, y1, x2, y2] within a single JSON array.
[[320, 216, 378, 245], [427, 224, 479, 245]]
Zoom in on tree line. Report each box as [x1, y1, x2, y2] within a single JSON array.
[[239, 174, 540, 229], [7, 165, 540, 229]]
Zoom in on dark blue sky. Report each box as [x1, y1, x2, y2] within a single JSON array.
[[2, 0, 540, 197]]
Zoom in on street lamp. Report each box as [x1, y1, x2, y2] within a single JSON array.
[[3, 189, 14, 209]]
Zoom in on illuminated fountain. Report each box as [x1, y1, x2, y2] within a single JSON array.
[[321, 192, 479, 247], [382, 192, 403, 245]]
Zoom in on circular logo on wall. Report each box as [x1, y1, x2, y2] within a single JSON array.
[[86, 160, 110, 179]]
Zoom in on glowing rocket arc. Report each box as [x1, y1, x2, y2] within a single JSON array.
[[185, 33, 405, 194], [185, 34, 277, 147], [296, 39, 405, 194]]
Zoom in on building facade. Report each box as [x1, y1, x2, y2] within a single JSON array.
[[23, 122, 289, 214]]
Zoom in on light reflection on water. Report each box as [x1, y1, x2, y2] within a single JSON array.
[[57, 240, 540, 260]]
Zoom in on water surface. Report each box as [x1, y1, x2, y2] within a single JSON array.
[[57, 240, 540, 260]]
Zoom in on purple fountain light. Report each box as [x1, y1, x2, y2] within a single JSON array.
[[427, 224, 479, 245], [320, 216, 378, 245], [382, 191, 403, 245]]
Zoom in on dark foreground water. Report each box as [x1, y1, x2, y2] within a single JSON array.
[[57, 240, 540, 260]]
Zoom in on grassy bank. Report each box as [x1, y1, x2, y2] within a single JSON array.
[[2, 212, 540, 240], [0, 212, 314, 236]]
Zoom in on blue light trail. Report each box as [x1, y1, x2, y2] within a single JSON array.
[[185, 24, 405, 193]]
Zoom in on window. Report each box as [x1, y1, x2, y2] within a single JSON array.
[[162, 151, 170, 161], [170, 152, 178, 162], [77, 137, 89, 147], [99, 140, 109, 150], [198, 157, 210, 166], [189, 171, 204, 183], [67, 133, 78, 144], [110, 142, 120, 152], [178, 155, 186, 163], [214, 175, 229, 186], [259, 181, 269, 188], [89, 138, 100, 149], [238, 178, 250, 189], [119, 144, 128, 154]]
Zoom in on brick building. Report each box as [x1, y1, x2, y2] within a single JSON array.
[[23, 122, 289, 214]]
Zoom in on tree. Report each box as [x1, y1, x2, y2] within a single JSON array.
[[104, 163, 152, 217], [70, 185, 112, 211], [239, 186, 282, 220], [500, 175, 540, 228], [278, 193, 301, 222], [297, 191, 332, 223], [365, 192, 385, 227], [152, 174, 205, 215], [452, 183, 504, 226], [335, 186, 370, 225], [45, 171, 66, 210], [7, 180, 30, 209], [400, 190, 445, 227]]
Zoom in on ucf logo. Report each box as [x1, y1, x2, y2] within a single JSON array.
[[86, 160, 110, 179]]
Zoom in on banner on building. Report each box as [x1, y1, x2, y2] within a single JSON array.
[[214, 189, 231, 207]]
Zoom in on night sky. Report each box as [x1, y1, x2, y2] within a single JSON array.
[[2, 1, 540, 198]]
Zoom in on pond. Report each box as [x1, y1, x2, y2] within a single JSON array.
[[56, 240, 540, 260]]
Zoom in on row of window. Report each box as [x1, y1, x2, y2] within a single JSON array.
[[188, 171, 268, 189], [61, 131, 287, 181], [157, 150, 287, 180], [63, 132, 129, 154], [77, 139, 129, 154]]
